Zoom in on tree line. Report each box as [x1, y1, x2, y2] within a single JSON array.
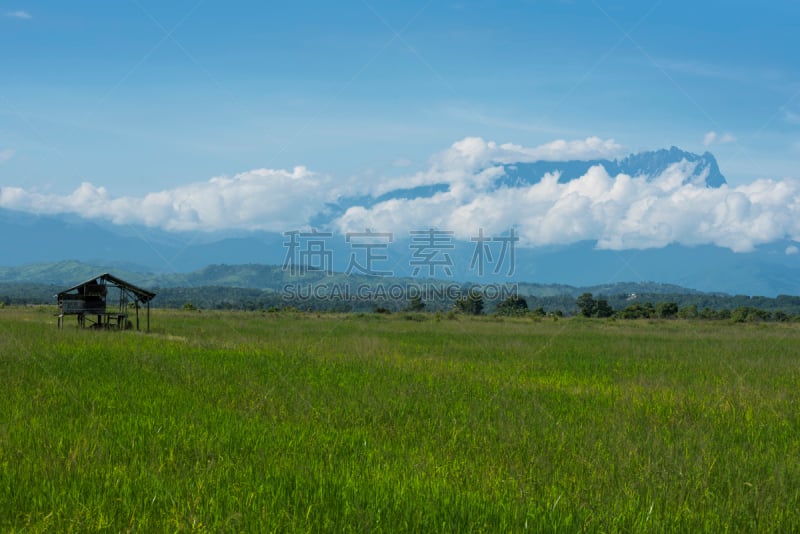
[[2, 283, 800, 321], [567, 292, 797, 322]]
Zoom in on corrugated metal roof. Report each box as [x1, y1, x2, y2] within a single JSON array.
[[57, 273, 156, 303]]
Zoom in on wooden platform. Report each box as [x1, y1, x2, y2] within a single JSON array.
[[57, 312, 131, 330]]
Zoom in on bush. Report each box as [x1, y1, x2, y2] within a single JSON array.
[[656, 302, 679, 319], [618, 302, 653, 319], [495, 295, 528, 316], [455, 290, 484, 315], [406, 296, 425, 312], [678, 304, 698, 319], [731, 306, 771, 323], [577, 293, 614, 318], [530, 306, 546, 317], [774, 311, 791, 322]]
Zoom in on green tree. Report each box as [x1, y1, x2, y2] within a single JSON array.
[[618, 302, 654, 319], [700, 307, 717, 319], [576, 293, 613, 318], [731, 306, 771, 322], [656, 302, 679, 319], [455, 290, 484, 315], [678, 304, 698, 319], [407, 295, 425, 312], [730, 306, 749, 323], [576, 293, 596, 317], [774, 310, 790, 322], [495, 295, 528, 316], [595, 299, 614, 318]]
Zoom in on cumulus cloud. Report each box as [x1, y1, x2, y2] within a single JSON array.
[[495, 136, 625, 162], [0, 166, 339, 232], [5, 10, 31, 19], [336, 138, 800, 253], [435, 136, 623, 168], [786, 245, 799, 255], [372, 136, 623, 196], [3, 136, 800, 253], [703, 131, 736, 147]]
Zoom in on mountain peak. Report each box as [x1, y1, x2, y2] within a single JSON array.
[[500, 146, 726, 189], [328, 146, 728, 217], [613, 147, 726, 187]]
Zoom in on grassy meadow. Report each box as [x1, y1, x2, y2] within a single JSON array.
[[1, 306, 799, 532]]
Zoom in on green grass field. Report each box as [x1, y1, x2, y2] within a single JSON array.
[[1, 306, 799, 532]]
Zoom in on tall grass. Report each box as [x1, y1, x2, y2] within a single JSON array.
[[1, 307, 799, 531]]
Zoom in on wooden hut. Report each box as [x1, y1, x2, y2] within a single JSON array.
[[57, 273, 156, 331]]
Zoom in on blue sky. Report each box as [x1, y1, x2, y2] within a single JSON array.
[[2, 1, 800, 253], [2, 0, 799, 194]]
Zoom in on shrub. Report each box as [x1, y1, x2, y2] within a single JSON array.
[[455, 291, 484, 315], [406, 296, 425, 312], [494, 296, 528, 316], [656, 302, 679, 319]]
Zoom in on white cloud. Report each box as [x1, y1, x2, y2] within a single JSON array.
[[704, 131, 736, 148], [3, 136, 800, 254], [0, 166, 340, 232], [496, 136, 625, 162], [786, 245, 799, 255], [371, 136, 623, 196], [0, 149, 15, 163], [434, 136, 624, 168], [335, 140, 800, 253], [338, 171, 800, 252], [5, 10, 31, 19]]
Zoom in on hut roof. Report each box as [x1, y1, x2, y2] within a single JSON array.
[[58, 273, 156, 303]]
